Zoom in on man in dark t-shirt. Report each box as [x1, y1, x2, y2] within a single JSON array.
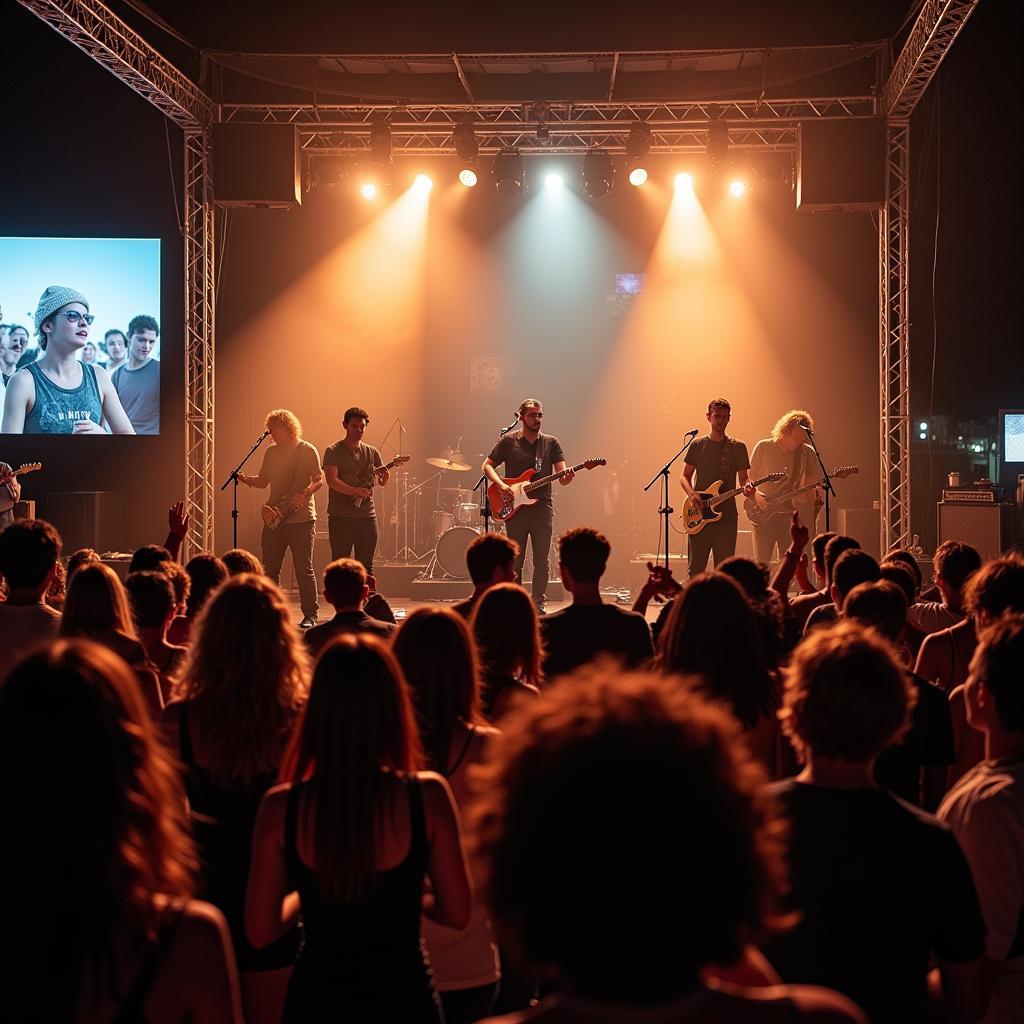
[[304, 558, 396, 657], [482, 398, 574, 610], [542, 527, 653, 678], [680, 397, 754, 577], [322, 406, 390, 574]]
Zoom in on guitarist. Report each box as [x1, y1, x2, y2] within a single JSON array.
[[238, 409, 323, 628], [748, 410, 822, 566], [482, 398, 574, 612], [322, 406, 390, 575], [0, 461, 22, 532], [680, 398, 755, 577]]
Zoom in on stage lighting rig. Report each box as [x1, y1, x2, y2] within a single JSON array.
[[626, 123, 651, 187], [454, 121, 480, 188], [493, 148, 525, 197], [369, 120, 393, 165], [582, 149, 614, 198]]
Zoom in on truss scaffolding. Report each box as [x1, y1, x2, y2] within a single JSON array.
[[16, 0, 981, 554]]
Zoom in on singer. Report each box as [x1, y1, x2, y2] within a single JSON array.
[[482, 398, 574, 612], [679, 397, 755, 576], [748, 409, 822, 565], [238, 409, 324, 628]]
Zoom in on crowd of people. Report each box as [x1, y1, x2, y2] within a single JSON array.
[[0, 502, 1022, 1024]]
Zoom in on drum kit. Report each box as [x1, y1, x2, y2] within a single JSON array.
[[389, 445, 501, 579]]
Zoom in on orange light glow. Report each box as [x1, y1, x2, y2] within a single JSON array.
[[728, 179, 748, 198], [359, 182, 378, 200], [628, 167, 649, 187], [459, 168, 478, 188], [414, 174, 433, 193], [674, 172, 694, 192]]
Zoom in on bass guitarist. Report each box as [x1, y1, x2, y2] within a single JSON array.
[[0, 461, 23, 532], [482, 398, 574, 612], [680, 397, 755, 577], [238, 408, 323, 628], [748, 409, 822, 566]]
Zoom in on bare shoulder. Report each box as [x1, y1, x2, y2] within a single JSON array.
[[786, 985, 869, 1023]]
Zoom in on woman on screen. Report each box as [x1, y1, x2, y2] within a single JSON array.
[[0, 285, 135, 434]]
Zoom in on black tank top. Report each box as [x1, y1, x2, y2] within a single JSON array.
[[178, 704, 299, 971], [282, 774, 441, 1023]]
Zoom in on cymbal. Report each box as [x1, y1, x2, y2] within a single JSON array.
[[426, 455, 472, 471]]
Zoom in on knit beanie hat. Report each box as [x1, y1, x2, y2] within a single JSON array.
[[34, 285, 90, 334]]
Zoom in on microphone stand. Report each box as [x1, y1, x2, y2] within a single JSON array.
[[475, 414, 520, 534], [643, 432, 698, 569], [220, 430, 271, 550], [803, 428, 835, 532]]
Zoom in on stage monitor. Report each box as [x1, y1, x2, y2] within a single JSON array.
[[0, 236, 161, 435]]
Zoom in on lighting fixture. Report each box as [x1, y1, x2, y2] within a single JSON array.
[[493, 149, 525, 197], [369, 121, 392, 165], [582, 149, 614, 198], [459, 168, 478, 188], [626, 122, 651, 187]]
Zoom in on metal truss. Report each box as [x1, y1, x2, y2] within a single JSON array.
[[879, 121, 912, 552], [183, 132, 216, 557], [16, 0, 212, 129]]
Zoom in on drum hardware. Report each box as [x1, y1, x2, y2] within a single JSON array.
[[425, 448, 472, 472]]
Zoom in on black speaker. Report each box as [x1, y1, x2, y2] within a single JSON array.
[[937, 502, 1014, 561], [46, 491, 125, 554], [212, 123, 301, 208], [797, 117, 885, 212]]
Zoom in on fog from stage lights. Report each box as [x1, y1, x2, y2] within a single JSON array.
[[459, 168, 478, 188], [359, 183, 378, 200], [674, 173, 694, 191], [414, 174, 433, 192], [545, 172, 564, 189], [729, 180, 748, 198], [628, 167, 648, 187]]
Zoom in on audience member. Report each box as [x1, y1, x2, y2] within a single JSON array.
[[885, 548, 924, 596], [803, 548, 880, 633], [67, 546, 102, 578], [246, 634, 471, 1023], [130, 543, 173, 574], [768, 621, 988, 1024], [0, 639, 242, 1022], [843, 580, 954, 809], [939, 614, 1024, 1023], [393, 606, 501, 1023], [45, 556, 67, 610], [788, 531, 842, 628], [721, 555, 793, 667], [164, 559, 190, 617], [452, 532, 519, 620], [879, 560, 927, 657], [163, 573, 308, 1024], [304, 557, 396, 657], [471, 665, 866, 1024], [365, 572, 398, 624], [540, 527, 652, 679], [0, 518, 62, 681], [222, 547, 265, 576], [126, 570, 188, 704], [168, 553, 227, 645], [472, 582, 544, 722], [909, 541, 982, 635], [657, 571, 781, 773]]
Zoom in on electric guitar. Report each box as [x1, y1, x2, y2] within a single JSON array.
[[488, 459, 606, 522], [680, 472, 787, 536], [744, 466, 859, 528], [352, 455, 411, 508], [0, 462, 42, 514], [261, 482, 319, 530]]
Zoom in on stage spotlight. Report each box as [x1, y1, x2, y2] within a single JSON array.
[[369, 121, 392, 165], [359, 182, 378, 201], [459, 168, 478, 188], [545, 172, 564, 189], [493, 148, 525, 197], [674, 172, 694, 192], [582, 149, 614, 198], [728, 179, 747, 198], [414, 174, 433, 193], [626, 122, 651, 188]]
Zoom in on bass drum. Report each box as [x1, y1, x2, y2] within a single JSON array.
[[435, 526, 480, 580]]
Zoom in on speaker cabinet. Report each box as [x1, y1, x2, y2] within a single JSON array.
[[46, 491, 125, 554], [836, 507, 881, 559], [797, 117, 885, 212], [937, 502, 1014, 561], [212, 123, 301, 208]]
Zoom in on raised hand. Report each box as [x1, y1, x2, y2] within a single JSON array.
[[789, 510, 810, 551], [168, 500, 189, 539]]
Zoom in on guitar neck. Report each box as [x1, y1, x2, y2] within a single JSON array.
[[771, 478, 824, 505], [708, 474, 778, 508], [524, 462, 588, 494]]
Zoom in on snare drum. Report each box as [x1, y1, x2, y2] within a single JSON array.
[[430, 510, 455, 539], [455, 502, 479, 526], [435, 525, 479, 579]]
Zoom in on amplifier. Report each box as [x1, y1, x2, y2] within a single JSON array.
[[942, 488, 1003, 504], [937, 501, 1014, 561]]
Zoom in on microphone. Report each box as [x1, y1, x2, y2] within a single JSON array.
[[685, 428, 699, 437], [399, 421, 407, 434], [258, 429, 271, 440], [799, 423, 814, 436], [500, 413, 520, 434]]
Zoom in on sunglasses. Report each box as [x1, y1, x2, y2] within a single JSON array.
[[58, 310, 96, 326]]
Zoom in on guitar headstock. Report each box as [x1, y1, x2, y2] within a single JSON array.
[[763, 471, 786, 483], [392, 455, 411, 467], [17, 462, 42, 474], [831, 465, 859, 480], [581, 458, 606, 470]]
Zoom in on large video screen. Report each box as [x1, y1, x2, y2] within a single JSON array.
[[1, 237, 161, 435], [1002, 411, 1024, 463]]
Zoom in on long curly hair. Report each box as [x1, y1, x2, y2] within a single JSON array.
[[0, 639, 195, 1019], [177, 573, 308, 784], [60, 561, 138, 638]]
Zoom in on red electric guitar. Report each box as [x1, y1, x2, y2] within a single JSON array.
[[487, 459, 606, 522]]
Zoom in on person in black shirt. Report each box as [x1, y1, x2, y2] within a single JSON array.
[[304, 557, 396, 657], [680, 397, 755, 577], [482, 398, 574, 611], [541, 527, 653, 679], [322, 406, 390, 574], [451, 531, 519, 620]]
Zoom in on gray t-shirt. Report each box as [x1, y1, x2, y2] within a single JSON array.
[[683, 435, 751, 522], [257, 439, 321, 525], [323, 441, 383, 518], [112, 358, 160, 434], [749, 439, 817, 507]]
